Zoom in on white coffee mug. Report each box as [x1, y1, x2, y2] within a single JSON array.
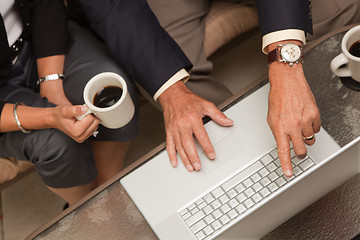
[[330, 25, 360, 82], [78, 72, 135, 129]]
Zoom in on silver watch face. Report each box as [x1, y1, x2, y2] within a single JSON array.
[[280, 43, 301, 63]]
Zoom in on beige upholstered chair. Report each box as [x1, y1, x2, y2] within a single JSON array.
[[204, 1, 259, 57], [0, 1, 259, 189], [0, 157, 34, 190]]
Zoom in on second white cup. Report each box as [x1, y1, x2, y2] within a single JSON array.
[[330, 25, 360, 82]]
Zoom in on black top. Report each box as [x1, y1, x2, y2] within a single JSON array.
[[0, 0, 73, 119]]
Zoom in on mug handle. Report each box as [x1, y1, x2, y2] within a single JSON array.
[[75, 104, 92, 121], [330, 53, 351, 77]]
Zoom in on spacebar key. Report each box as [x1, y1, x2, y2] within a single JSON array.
[[221, 161, 263, 192]]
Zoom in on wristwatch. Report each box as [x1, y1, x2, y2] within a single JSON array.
[[37, 73, 64, 85], [268, 43, 303, 67]]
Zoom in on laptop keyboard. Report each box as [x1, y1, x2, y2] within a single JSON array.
[[178, 147, 315, 240]]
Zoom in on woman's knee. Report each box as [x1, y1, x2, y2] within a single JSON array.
[[27, 129, 97, 188]]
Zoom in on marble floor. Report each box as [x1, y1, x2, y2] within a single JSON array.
[[0, 31, 267, 240]]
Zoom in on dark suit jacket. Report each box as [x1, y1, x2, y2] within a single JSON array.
[[255, 0, 313, 36], [77, 0, 193, 98], [77, 0, 312, 98]]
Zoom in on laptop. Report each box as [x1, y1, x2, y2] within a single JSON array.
[[121, 82, 359, 239]]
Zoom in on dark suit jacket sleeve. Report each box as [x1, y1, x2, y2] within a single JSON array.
[[255, 0, 313, 36], [77, 0, 192, 97], [25, 0, 73, 58]]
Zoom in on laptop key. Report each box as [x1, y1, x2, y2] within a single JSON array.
[[220, 203, 231, 214], [260, 154, 273, 166], [219, 194, 230, 204], [270, 149, 278, 159], [179, 209, 188, 216], [211, 200, 221, 210], [243, 178, 254, 188], [234, 183, 245, 193], [195, 198, 204, 206], [260, 177, 271, 187], [197, 201, 207, 210], [212, 209, 223, 219], [267, 183, 278, 192], [293, 166, 303, 176], [219, 214, 230, 225], [250, 173, 261, 183], [236, 193, 247, 203], [244, 198, 255, 208], [203, 226, 214, 236], [251, 193, 263, 203], [292, 155, 308, 166], [226, 189, 237, 199], [227, 209, 238, 219], [188, 203, 196, 211], [191, 207, 199, 215], [244, 188, 255, 197], [221, 161, 263, 191], [266, 162, 277, 172], [203, 194, 215, 204], [204, 214, 215, 225], [228, 199, 239, 208], [275, 177, 286, 187], [252, 182, 262, 192], [259, 188, 271, 197], [258, 167, 269, 177], [182, 212, 191, 220], [203, 205, 214, 215], [211, 187, 224, 199], [268, 172, 279, 181], [195, 231, 206, 240], [190, 220, 206, 233], [186, 210, 205, 226], [235, 204, 246, 214], [211, 220, 222, 231], [299, 159, 315, 171]]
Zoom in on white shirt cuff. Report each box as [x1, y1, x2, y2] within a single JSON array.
[[153, 68, 190, 101], [262, 29, 306, 54]]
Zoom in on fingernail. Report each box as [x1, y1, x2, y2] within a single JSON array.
[[225, 118, 234, 126], [298, 154, 306, 158], [193, 163, 201, 171], [284, 169, 293, 177], [81, 105, 88, 113], [171, 160, 177, 168], [186, 164, 194, 172], [208, 152, 215, 159]]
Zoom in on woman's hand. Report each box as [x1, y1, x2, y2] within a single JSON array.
[[53, 105, 100, 143]]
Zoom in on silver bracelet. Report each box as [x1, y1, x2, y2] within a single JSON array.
[[36, 73, 64, 85], [13, 102, 30, 134]]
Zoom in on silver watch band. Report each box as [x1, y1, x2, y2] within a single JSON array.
[[37, 73, 64, 85]]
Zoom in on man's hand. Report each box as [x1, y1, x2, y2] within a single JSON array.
[[158, 81, 233, 172], [267, 60, 321, 177]]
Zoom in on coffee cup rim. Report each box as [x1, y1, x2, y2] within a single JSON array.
[[342, 25, 360, 61], [83, 72, 128, 112]]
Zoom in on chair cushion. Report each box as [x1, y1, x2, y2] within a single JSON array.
[[204, 1, 259, 57], [0, 157, 34, 184]]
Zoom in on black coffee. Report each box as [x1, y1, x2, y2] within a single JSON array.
[[93, 85, 123, 108], [349, 40, 360, 57]]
